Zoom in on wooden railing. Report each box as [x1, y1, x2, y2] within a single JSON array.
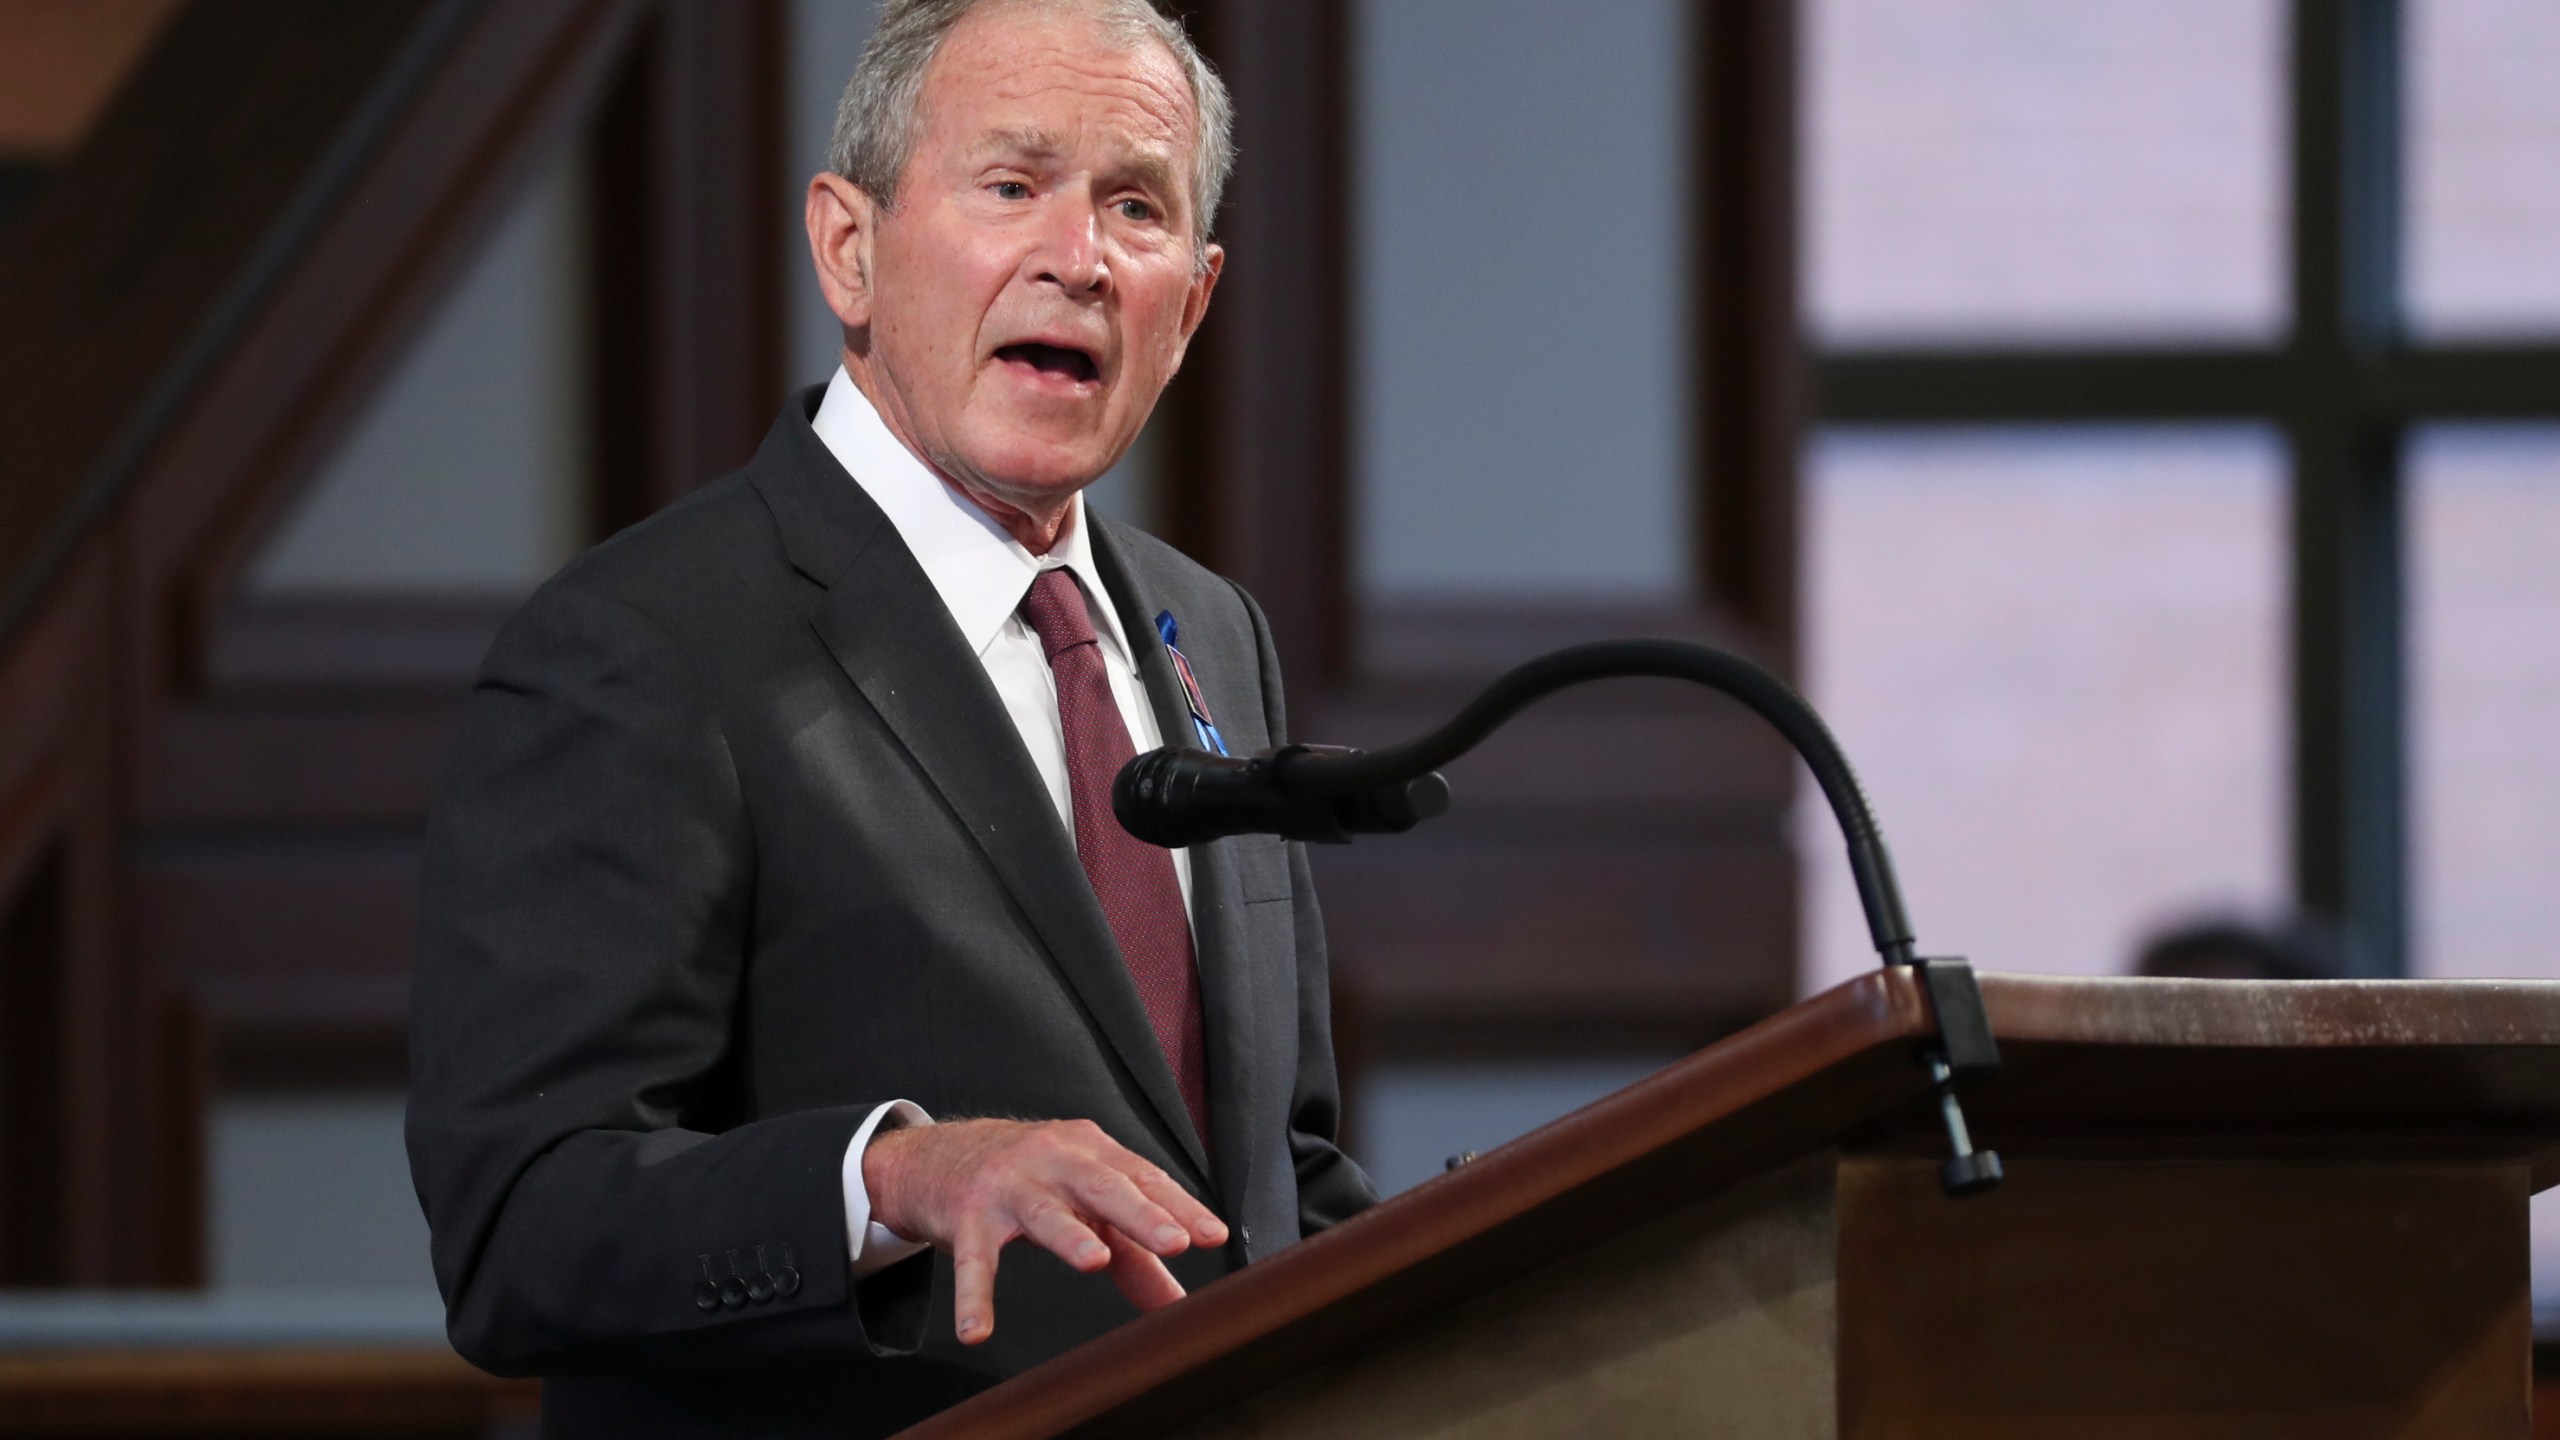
[[0, 1350, 536, 1437]]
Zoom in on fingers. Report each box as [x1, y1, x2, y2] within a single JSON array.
[[1128, 1164, 1228, 1249], [1100, 1223, 1188, 1312], [873, 1118, 1230, 1344], [1045, 1126, 1224, 1253], [950, 1211, 1005, 1345], [1061, 1164, 1193, 1258], [1016, 1197, 1111, 1274]]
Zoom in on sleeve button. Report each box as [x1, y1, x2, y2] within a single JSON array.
[[693, 1280, 721, 1313]]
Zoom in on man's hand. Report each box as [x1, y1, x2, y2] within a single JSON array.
[[862, 1118, 1227, 1345]]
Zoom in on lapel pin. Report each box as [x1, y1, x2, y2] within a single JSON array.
[[1154, 610, 1229, 757]]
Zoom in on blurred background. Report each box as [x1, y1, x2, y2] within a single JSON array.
[[0, 0, 2554, 1430]]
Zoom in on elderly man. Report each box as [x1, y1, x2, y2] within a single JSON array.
[[404, 1, 1376, 1435]]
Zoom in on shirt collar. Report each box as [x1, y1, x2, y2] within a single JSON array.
[[810, 366, 1135, 664]]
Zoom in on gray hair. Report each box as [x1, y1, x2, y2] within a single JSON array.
[[828, 0, 1235, 258]]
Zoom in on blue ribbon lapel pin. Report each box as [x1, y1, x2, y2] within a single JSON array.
[[1154, 610, 1229, 757]]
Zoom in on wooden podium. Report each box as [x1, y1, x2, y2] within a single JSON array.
[[896, 971, 2560, 1439]]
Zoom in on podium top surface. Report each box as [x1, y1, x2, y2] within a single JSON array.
[[896, 971, 2560, 1440]]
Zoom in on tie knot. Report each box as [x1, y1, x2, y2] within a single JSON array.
[[1019, 567, 1099, 658]]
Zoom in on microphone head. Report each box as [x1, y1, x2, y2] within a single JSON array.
[[1114, 746, 1454, 848], [1114, 747, 1264, 847]]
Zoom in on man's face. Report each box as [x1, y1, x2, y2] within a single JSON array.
[[828, 4, 1222, 508]]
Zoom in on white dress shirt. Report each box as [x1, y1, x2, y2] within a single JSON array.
[[808, 367, 1197, 1277]]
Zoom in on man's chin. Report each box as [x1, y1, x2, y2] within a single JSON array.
[[952, 429, 1122, 501]]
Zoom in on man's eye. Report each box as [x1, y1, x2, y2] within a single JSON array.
[[1115, 197, 1155, 222], [991, 180, 1030, 200]]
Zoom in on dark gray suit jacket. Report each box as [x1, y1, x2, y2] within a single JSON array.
[[405, 389, 1375, 1438]]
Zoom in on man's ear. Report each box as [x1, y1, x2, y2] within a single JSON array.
[[1164, 242, 1224, 377], [806, 172, 880, 332]]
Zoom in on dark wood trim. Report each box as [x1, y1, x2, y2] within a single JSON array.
[[97, 0, 637, 1278], [0, 0, 451, 647], [0, 162, 46, 230], [1307, 600, 1799, 1057], [145, 994, 210, 1287], [143, 0, 643, 693], [199, 595, 516, 694], [1817, 349, 2292, 423], [1157, 0, 1353, 688], [2367, 345, 2560, 415], [1691, 0, 1805, 662], [1154, 1, 1807, 1056], [126, 0, 785, 1106], [137, 702, 464, 829], [135, 840, 422, 1020], [1317, 838, 1796, 1060], [1817, 345, 2560, 425], [588, 0, 789, 537], [2290, 0, 2408, 977], [2286, 412, 2406, 979], [0, 843, 72, 1286], [0, 551, 139, 1285], [0, 0, 185, 161], [213, 1022, 413, 1092], [0, 0, 794, 1284], [0, 1349, 537, 1435], [4, 0, 651, 663], [127, 0, 785, 1106]]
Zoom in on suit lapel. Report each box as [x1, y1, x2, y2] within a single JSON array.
[[1091, 525, 1259, 1218], [751, 407, 1213, 1186]]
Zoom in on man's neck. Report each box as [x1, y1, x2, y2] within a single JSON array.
[[842, 355, 1075, 555]]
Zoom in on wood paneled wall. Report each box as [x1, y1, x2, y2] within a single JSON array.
[[1160, 0, 1806, 1064], [0, 0, 1808, 1283], [0, 0, 779, 1285]]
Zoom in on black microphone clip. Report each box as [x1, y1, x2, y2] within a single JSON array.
[[1114, 744, 1451, 847]]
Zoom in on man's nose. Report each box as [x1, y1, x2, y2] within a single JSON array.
[[1031, 202, 1109, 296]]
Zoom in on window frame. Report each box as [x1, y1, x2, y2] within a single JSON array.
[[1807, 0, 2560, 977]]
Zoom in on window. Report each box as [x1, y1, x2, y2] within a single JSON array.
[[1806, 0, 2288, 344], [1806, 0, 2560, 986], [1801, 425, 2288, 988], [2411, 424, 2560, 978], [2405, 0, 2560, 336], [1355, 0, 1690, 601]]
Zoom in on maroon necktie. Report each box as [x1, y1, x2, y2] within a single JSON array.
[[1018, 568, 1211, 1153]]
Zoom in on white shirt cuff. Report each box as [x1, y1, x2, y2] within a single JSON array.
[[842, 1100, 934, 1279]]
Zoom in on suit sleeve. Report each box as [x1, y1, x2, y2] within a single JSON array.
[[406, 578, 929, 1377], [1229, 582, 1380, 1235]]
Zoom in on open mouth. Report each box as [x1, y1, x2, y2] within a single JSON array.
[[994, 342, 1100, 386]]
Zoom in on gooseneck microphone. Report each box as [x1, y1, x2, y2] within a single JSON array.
[[1112, 638, 2004, 1197], [1114, 745, 1449, 847]]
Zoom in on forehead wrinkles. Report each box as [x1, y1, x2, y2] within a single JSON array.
[[927, 21, 1195, 160]]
